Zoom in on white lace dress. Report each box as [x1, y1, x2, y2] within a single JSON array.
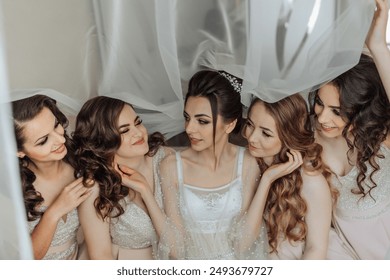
[[157, 147, 268, 260]]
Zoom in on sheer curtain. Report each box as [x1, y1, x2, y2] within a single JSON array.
[[0, 0, 380, 259], [94, 0, 375, 136], [0, 6, 32, 259]]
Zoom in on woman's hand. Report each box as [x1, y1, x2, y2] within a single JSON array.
[[49, 177, 93, 221], [262, 149, 303, 184], [115, 164, 151, 196], [366, 0, 389, 52]]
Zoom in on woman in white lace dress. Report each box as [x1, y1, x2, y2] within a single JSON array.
[[309, 0, 390, 259], [11, 94, 91, 259], [115, 70, 268, 259], [73, 96, 173, 259], [155, 70, 268, 259]]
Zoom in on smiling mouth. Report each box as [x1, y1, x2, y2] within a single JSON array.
[[52, 144, 65, 153], [132, 138, 145, 145], [189, 137, 202, 144], [320, 124, 337, 131]]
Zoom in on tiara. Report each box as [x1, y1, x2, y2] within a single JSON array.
[[219, 71, 242, 93]]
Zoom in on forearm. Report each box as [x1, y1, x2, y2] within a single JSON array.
[[370, 46, 390, 100], [30, 209, 60, 259], [244, 178, 271, 232], [141, 189, 167, 237]]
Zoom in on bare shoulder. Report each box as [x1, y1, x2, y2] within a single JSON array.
[[160, 151, 177, 168], [384, 134, 390, 149], [161, 146, 176, 155], [242, 148, 258, 166], [300, 170, 330, 199]]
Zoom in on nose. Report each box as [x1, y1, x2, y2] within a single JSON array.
[[131, 125, 143, 139], [53, 129, 66, 144], [185, 119, 196, 134], [246, 127, 258, 144], [316, 106, 330, 124]]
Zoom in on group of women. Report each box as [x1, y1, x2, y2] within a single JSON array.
[[10, 0, 390, 260]]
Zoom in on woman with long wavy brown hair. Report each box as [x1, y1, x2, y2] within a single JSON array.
[[309, 0, 390, 260], [243, 93, 336, 259], [11, 94, 91, 259], [72, 96, 173, 259]]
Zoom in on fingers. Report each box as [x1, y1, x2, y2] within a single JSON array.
[[285, 150, 303, 172], [117, 164, 136, 175]]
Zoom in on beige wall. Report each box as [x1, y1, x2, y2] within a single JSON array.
[[2, 0, 101, 102]]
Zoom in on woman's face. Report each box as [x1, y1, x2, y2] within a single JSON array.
[[184, 96, 230, 152], [314, 83, 347, 139], [17, 107, 67, 162], [115, 104, 149, 159], [244, 101, 282, 165]]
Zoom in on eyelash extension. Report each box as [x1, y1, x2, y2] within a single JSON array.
[[314, 96, 323, 106], [38, 137, 48, 146], [263, 131, 272, 138], [198, 119, 210, 125], [135, 118, 143, 126], [120, 128, 130, 134]]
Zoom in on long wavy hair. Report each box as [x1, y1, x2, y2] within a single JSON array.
[[11, 94, 76, 221], [309, 54, 390, 198], [245, 94, 336, 253], [72, 96, 165, 220]]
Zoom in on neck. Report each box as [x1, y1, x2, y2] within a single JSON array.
[[115, 154, 149, 173], [196, 139, 233, 171], [28, 159, 65, 180]]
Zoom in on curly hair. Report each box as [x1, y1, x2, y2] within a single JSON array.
[[11, 94, 76, 221], [245, 94, 336, 253], [309, 54, 390, 198], [72, 96, 165, 220]]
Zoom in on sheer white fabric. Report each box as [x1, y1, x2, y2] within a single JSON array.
[[0, 0, 384, 259], [94, 0, 376, 137], [0, 8, 32, 259]]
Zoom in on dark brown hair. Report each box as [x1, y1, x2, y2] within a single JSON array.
[[12, 94, 75, 221], [185, 70, 243, 146], [72, 96, 165, 220], [309, 54, 390, 198]]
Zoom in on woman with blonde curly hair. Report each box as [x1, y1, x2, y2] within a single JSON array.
[[243, 93, 336, 259]]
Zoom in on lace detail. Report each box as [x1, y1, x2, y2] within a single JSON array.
[[332, 145, 390, 218], [110, 147, 166, 249], [28, 207, 79, 260]]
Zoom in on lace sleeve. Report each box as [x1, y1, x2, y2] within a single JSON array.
[[155, 152, 187, 259], [230, 150, 269, 259]]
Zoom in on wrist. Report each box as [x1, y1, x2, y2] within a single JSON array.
[[368, 44, 389, 59]]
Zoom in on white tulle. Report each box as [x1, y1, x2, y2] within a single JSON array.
[[0, 0, 379, 259], [0, 8, 33, 259]]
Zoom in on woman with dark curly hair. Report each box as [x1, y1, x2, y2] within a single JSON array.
[[11, 94, 91, 259], [72, 96, 173, 259], [243, 93, 335, 259], [309, 0, 390, 259]]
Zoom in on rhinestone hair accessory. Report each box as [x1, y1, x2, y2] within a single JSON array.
[[219, 71, 242, 93]]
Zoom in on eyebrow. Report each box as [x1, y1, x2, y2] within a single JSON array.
[[183, 111, 211, 118], [247, 117, 274, 134], [317, 95, 340, 109], [34, 118, 57, 144], [34, 134, 49, 145], [118, 116, 140, 129]]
